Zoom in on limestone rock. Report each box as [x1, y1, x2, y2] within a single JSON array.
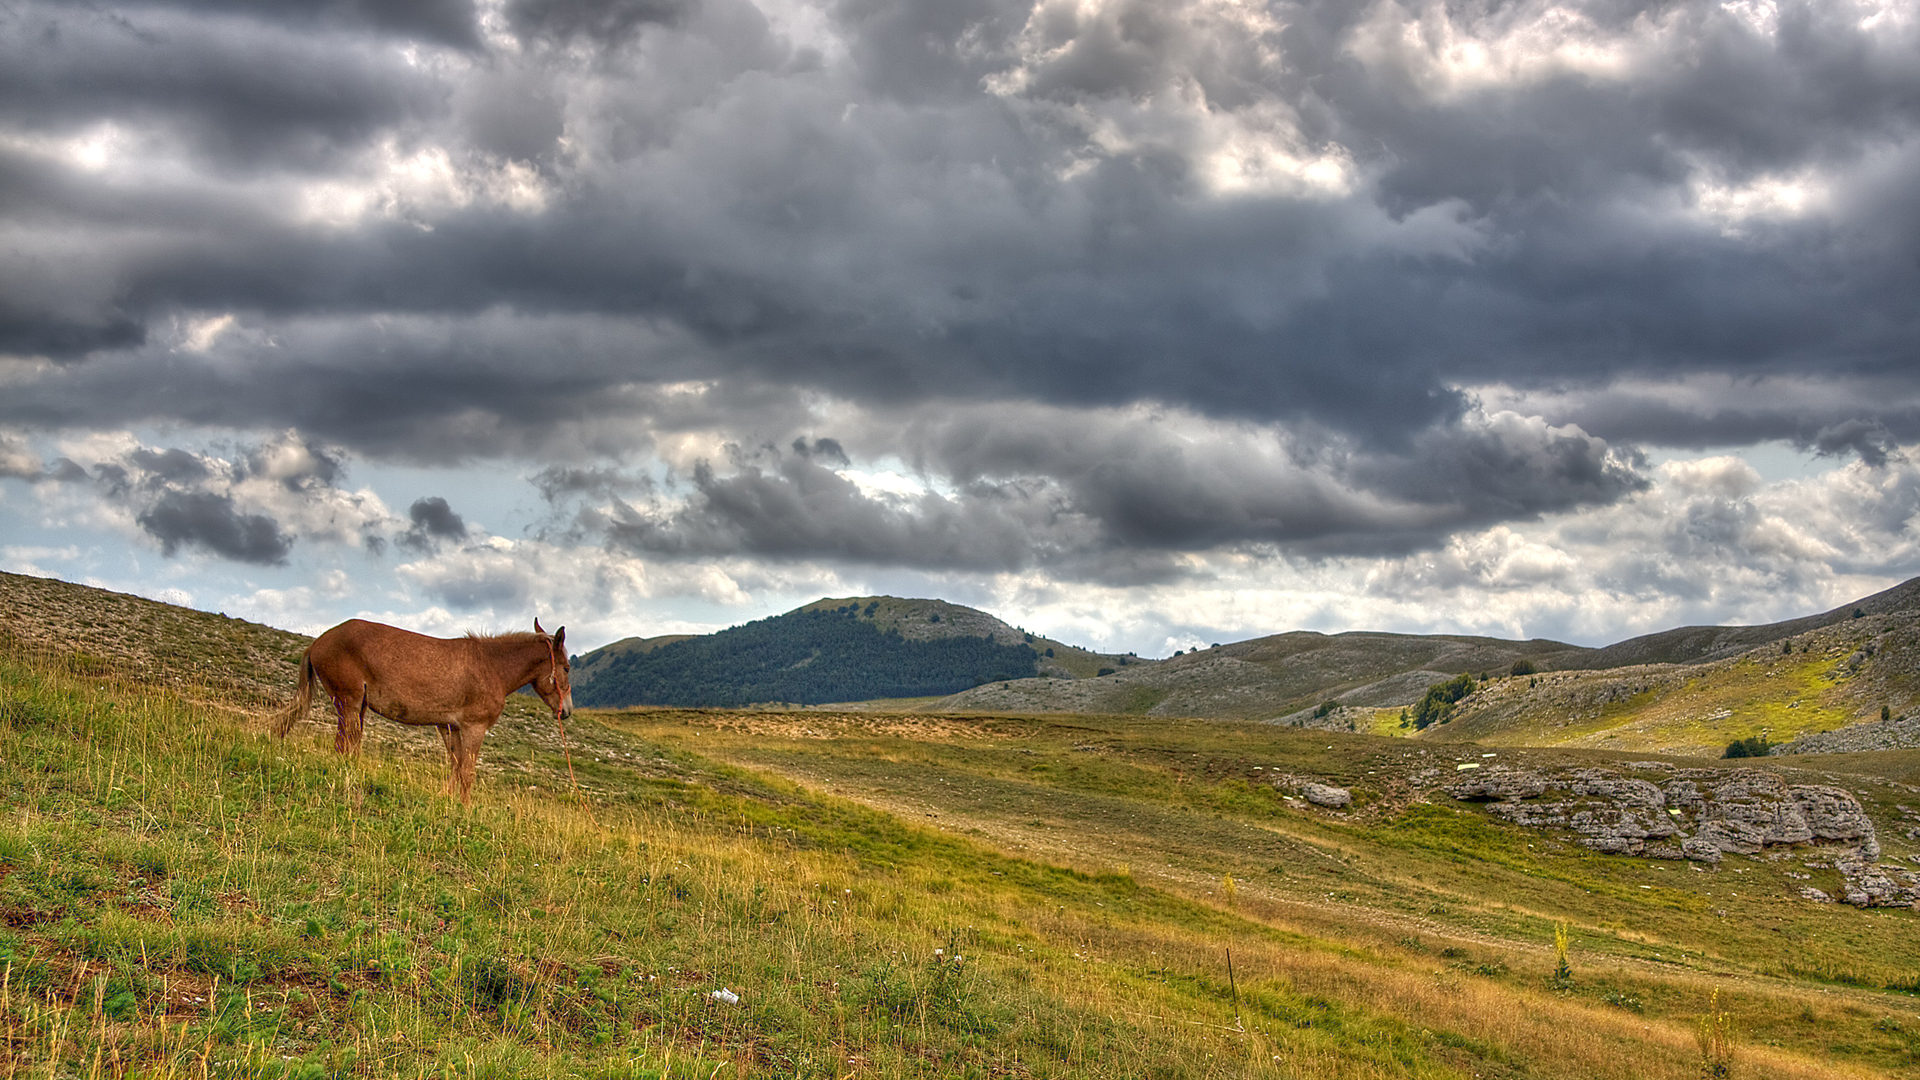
[[1793, 785, 1879, 858], [1446, 768, 1547, 802], [1301, 783, 1352, 809], [1444, 762, 1906, 904]]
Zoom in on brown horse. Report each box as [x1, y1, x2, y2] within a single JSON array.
[[273, 618, 573, 803]]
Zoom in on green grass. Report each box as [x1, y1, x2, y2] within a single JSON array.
[[637, 709, 1920, 1066], [0, 652, 1541, 1079], [0, 633, 1916, 1077]]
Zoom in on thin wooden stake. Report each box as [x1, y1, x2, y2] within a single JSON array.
[[1226, 948, 1244, 1032]]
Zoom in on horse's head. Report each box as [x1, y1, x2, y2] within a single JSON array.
[[532, 618, 574, 722]]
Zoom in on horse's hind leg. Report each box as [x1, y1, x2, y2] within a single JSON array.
[[331, 685, 368, 754], [346, 684, 370, 754]]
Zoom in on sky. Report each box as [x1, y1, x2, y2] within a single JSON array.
[[3, 0, 1920, 658]]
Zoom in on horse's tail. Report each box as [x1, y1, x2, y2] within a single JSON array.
[[272, 651, 315, 737]]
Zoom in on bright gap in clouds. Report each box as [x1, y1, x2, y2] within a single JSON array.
[[1644, 441, 1833, 483], [5, 423, 1917, 660]]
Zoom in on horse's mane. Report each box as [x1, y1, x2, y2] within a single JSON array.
[[463, 630, 546, 644]]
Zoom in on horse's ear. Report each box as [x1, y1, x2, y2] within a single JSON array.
[[553, 626, 566, 651], [534, 618, 546, 636]]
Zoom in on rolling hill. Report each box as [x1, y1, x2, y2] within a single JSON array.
[[3, 570, 1918, 1078], [575, 580, 1920, 759], [569, 595, 1142, 707]]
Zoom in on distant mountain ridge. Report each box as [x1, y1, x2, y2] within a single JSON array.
[[576, 579, 1920, 726], [1561, 576, 1920, 669]]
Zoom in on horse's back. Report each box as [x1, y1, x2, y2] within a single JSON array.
[[310, 619, 469, 684]]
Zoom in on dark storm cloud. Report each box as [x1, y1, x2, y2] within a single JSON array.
[[587, 404, 1645, 571], [0, 5, 447, 170], [28, 434, 392, 566], [506, 0, 693, 45], [1805, 420, 1900, 467], [3, 0, 1919, 571], [135, 490, 294, 564], [398, 495, 469, 551], [532, 464, 657, 503], [118, 0, 480, 47]]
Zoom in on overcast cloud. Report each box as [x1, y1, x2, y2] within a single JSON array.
[[2, 0, 1918, 652]]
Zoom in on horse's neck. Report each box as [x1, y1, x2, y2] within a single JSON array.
[[482, 638, 551, 690]]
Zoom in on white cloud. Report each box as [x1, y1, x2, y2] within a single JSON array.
[[1345, 0, 1656, 101]]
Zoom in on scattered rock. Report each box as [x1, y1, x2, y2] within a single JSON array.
[[1301, 783, 1352, 809], [1779, 714, 1920, 754]]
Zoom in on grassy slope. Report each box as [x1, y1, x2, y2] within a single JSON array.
[[0, 574, 1915, 1077], [632, 708, 1920, 1076], [935, 631, 1585, 721], [1423, 613, 1920, 756]]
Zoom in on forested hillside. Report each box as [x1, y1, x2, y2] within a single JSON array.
[[573, 602, 1043, 706]]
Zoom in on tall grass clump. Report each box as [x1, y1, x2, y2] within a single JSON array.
[[1696, 987, 1735, 1078], [1552, 922, 1573, 986]]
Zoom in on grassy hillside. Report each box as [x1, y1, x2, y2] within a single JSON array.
[[574, 579, 1920, 731], [1565, 577, 1920, 670], [1422, 611, 1920, 756], [936, 630, 1584, 721], [797, 596, 1131, 680], [0, 574, 1917, 1077], [569, 634, 695, 688]]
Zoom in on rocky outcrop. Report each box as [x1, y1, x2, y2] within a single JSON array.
[[1779, 714, 1920, 754], [1301, 783, 1352, 808], [1446, 768, 1548, 801], [1446, 765, 1916, 908], [1271, 776, 1355, 809]]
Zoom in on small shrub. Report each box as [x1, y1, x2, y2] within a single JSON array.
[[1723, 736, 1771, 759], [1313, 700, 1339, 719], [1097, 668, 1115, 677], [1510, 659, 1537, 677], [1605, 990, 1645, 1013], [463, 955, 536, 1010], [1552, 922, 1572, 985], [1883, 704, 1893, 722]]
